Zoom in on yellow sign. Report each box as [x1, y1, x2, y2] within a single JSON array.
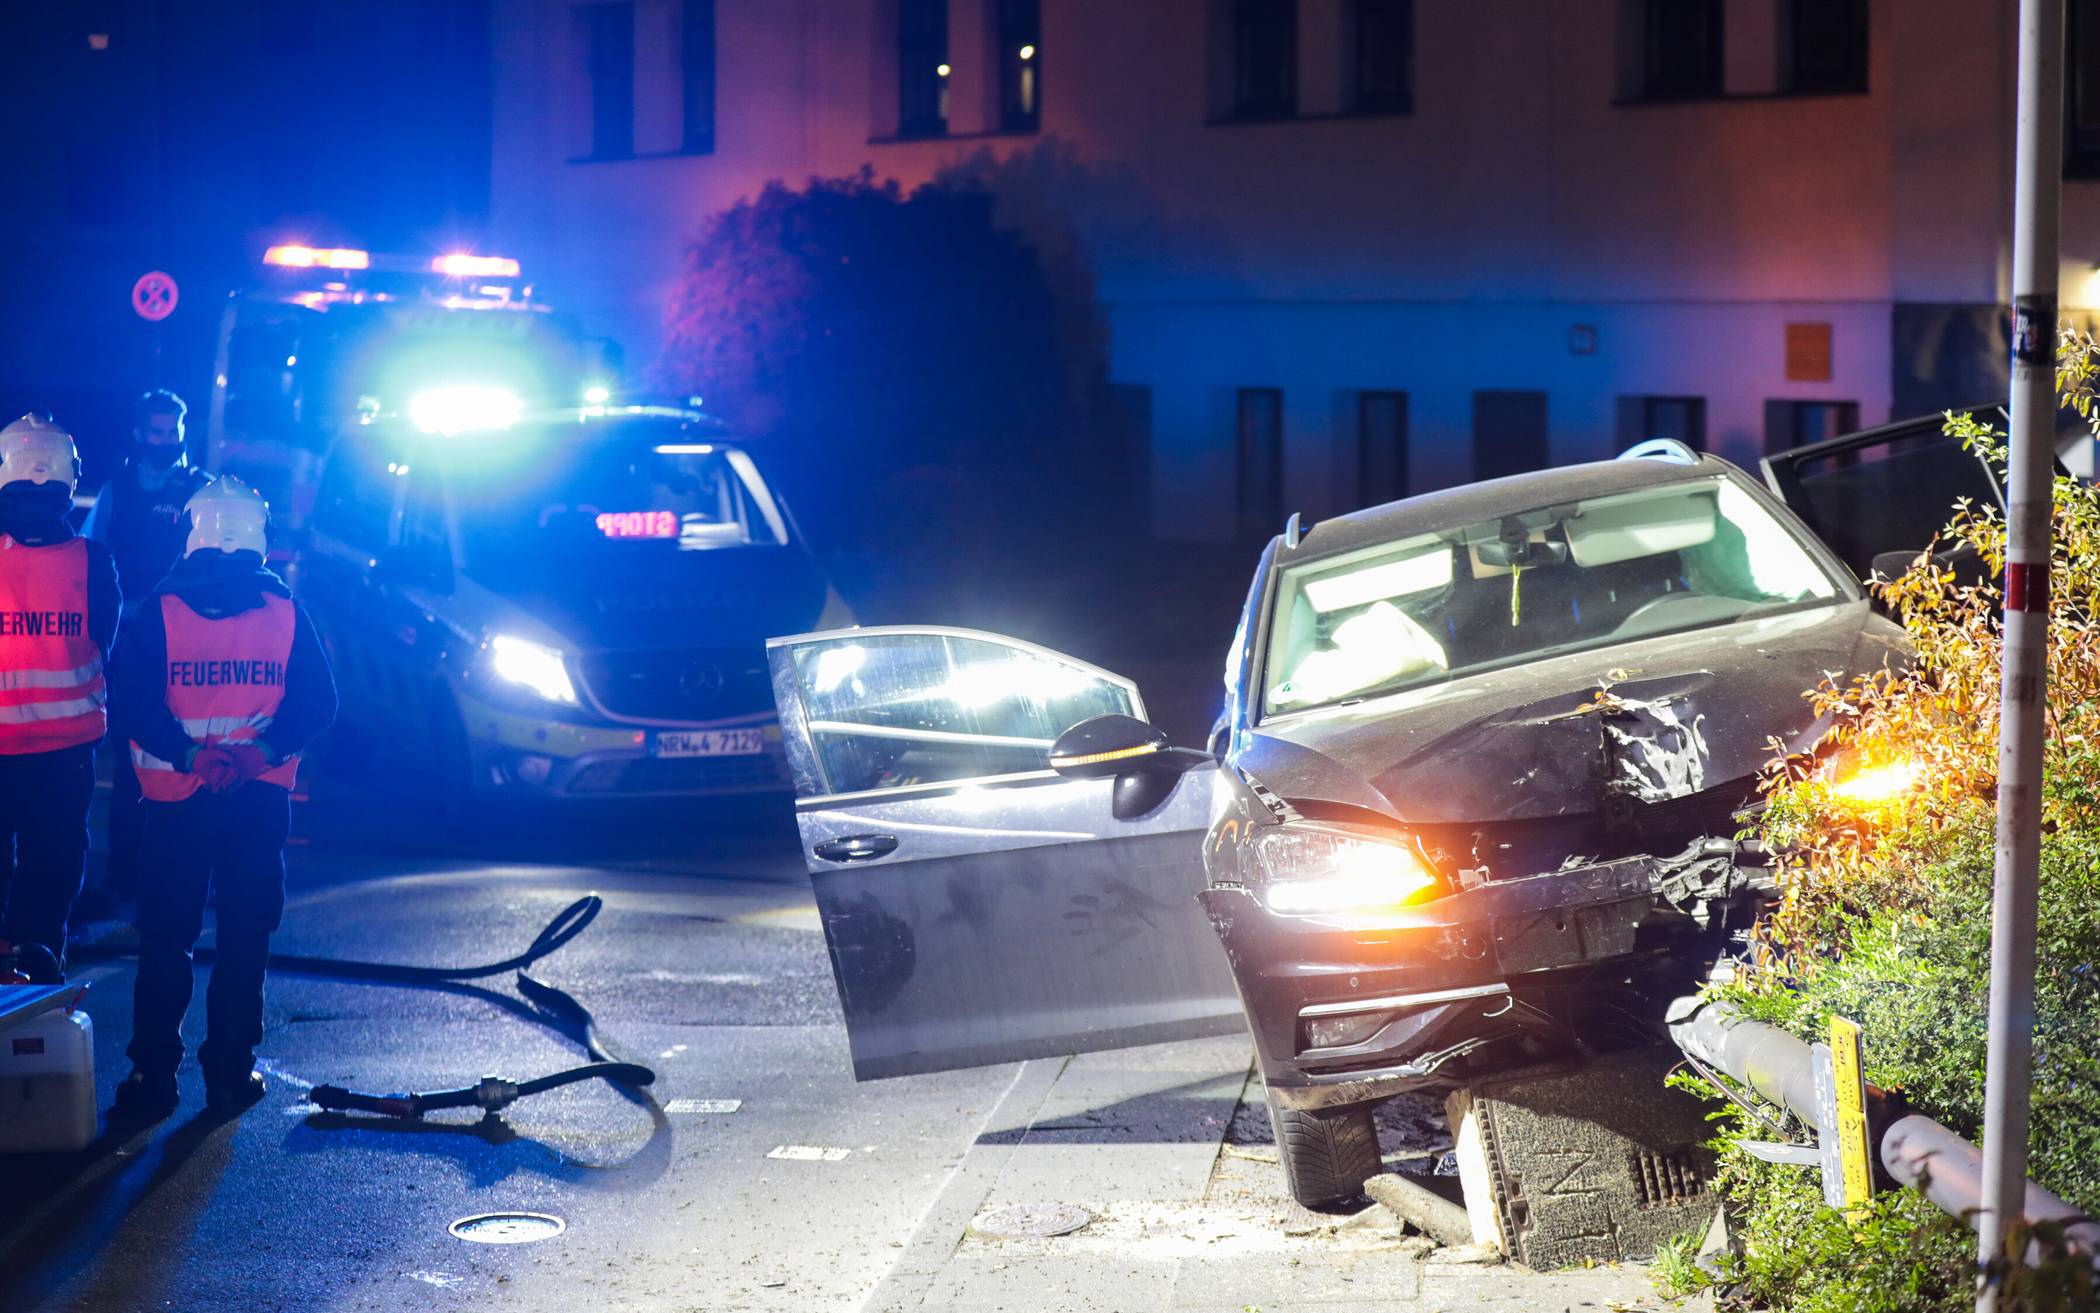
[[1829, 1015, 1874, 1218]]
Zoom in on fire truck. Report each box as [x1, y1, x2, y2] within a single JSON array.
[[205, 244, 620, 525]]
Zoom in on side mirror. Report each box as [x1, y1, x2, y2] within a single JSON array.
[[1051, 714, 1209, 820]]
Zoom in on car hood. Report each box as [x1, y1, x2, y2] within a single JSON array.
[[486, 546, 832, 652], [1235, 601, 1906, 825]]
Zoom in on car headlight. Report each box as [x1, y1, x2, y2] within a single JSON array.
[[1252, 825, 1442, 925], [489, 634, 578, 706]]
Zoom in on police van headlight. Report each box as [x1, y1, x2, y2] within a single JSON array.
[[489, 635, 578, 706]]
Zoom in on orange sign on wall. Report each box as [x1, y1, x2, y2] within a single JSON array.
[[1786, 322, 1833, 382]]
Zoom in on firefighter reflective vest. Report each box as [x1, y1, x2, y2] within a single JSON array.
[[130, 593, 299, 801], [0, 536, 106, 754]]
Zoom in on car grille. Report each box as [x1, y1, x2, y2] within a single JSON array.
[[565, 754, 788, 796], [576, 647, 774, 722]]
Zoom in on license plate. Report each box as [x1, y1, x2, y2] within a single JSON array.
[[655, 729, 767, 758]]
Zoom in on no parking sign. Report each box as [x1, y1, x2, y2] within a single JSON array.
[[131, 271, 178, 322]]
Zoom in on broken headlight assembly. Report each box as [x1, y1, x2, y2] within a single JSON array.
[[1251, 824, 1445, 927]]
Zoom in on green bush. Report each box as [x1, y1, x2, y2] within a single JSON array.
[[1680, 334, 2100, 1310]]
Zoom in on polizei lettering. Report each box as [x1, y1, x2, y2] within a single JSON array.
[[0, 610, 84, 637], [167, 659, 286, 688]]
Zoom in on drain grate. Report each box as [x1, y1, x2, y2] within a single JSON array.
[[449, 1212, 566, 1244], [970, 1203, 1092, 1239], [1631, 1148, 1708, 1207]]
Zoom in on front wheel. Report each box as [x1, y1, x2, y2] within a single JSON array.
[[1267, 1091, 1383, 1208]]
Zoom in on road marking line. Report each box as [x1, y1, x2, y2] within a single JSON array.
[[665, 1098, 741, 1115], [768, 1144, 850, 1162]]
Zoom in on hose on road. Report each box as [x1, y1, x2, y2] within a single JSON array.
[[88, 893, 658, 1120]]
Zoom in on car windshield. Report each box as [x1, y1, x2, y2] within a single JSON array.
[[1261, 475, 1847, 717], [447, 426, 786, 578]]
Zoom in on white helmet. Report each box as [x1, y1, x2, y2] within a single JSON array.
[[0, 414, 80, 495], [184, 476, 270, 557]]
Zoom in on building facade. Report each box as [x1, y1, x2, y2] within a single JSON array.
[[491, 0, 2100, 541]]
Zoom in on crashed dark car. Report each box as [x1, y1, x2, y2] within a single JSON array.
[[764, 418, 2007, 1207]]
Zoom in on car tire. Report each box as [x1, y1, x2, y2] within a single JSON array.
[[1267, 1092, 1383, 1209], [433, 693, 491, 832]]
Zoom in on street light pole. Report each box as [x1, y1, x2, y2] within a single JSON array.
[[1977, 0, 2062, 1306]]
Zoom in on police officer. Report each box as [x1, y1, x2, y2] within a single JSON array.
[[0, 416, 120, 979], [111, 478, 336, 1118], [81, 389, 211, 905]]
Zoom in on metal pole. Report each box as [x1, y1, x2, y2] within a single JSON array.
[[1978, 1, 2062, 1304]]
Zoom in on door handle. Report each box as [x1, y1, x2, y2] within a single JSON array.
[[813, 834, 899, 863]]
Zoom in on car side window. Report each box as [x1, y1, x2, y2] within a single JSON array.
[[397, 470, 453, 581], [312, 445, 398, 554], [785, 632, 1141, 797]]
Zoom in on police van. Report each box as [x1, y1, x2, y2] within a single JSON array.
[[297, 400, 847, 802]]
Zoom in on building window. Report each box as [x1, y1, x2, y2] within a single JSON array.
[[681, 0, 716, 153], [2070, 0, 2100, 175], [1357, 391, 1408, 506], [579, 2, 635, 159], [899, 0, 949, 138], [1236, 388, 1284, 539], [1472, 391, 1548, 482], [1351, 0, 1412, 114], [1636, 0, 1722, 101], [1763, 400, 1860, 455], [1782, 0, 1867, 95], [998, 0, 1040, 132], [1232, 0, 1297, 119], [1616, 395, 1707, 453]]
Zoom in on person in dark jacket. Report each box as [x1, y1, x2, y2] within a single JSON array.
[[110, 477, 336, 1118], [80, 390, 210, 904], [0, 415, 120, 979]]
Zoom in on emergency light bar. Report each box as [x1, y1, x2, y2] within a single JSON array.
[[432, 253, 522, 278], [264, 245, 371, 270], [263, 245, 523, 280]]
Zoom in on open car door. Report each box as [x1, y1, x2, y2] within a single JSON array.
[[766, 626, 1243, 1080], [1759, 410, 2011, 578]]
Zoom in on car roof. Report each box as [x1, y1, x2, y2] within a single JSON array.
[[1279, 453, 1750, 566]]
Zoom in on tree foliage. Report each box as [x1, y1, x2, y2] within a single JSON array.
[[656, 168, 1112, 604]]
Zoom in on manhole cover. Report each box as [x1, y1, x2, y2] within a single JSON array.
[[449, 1212, 566, 1244], [970, 1203, 1091, 1238]]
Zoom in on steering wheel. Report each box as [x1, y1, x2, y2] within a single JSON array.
[[1615, 592, 1748, 635]]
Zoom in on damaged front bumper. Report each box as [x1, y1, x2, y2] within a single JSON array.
[[1200, 839, 1767, 1112]]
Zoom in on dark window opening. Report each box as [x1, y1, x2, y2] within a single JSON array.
[[1352, 0, 1412, 113], [899, 0, 949, 138], [1638, 0, 1723, 101], [998, 0, 1040, 132], [2070, 0, 2100, 175], [1232, 0, 1297, 119], [1357, 391, 1408, 506], [1783, 0, 1867, 94], [681, 0, 716, 153], [1616, 395, 1707, 453], [579, 2, 635, 159], [1236, 388, 1284, 539], [1763, 399, 1861, 456], [1472, 391, 1549, 481]]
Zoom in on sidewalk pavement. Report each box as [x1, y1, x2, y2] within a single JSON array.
[[862, 1035, 1704, 1313]]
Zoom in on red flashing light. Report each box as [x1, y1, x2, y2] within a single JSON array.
[[265, 244, 370, 270], [432, 253, 521, 278]]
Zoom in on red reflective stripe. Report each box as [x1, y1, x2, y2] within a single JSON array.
[[2005, 562, 2050, 614], [0, 537, 105, 753]]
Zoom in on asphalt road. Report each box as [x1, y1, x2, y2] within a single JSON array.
[[0, 783, 1686, 1313]]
